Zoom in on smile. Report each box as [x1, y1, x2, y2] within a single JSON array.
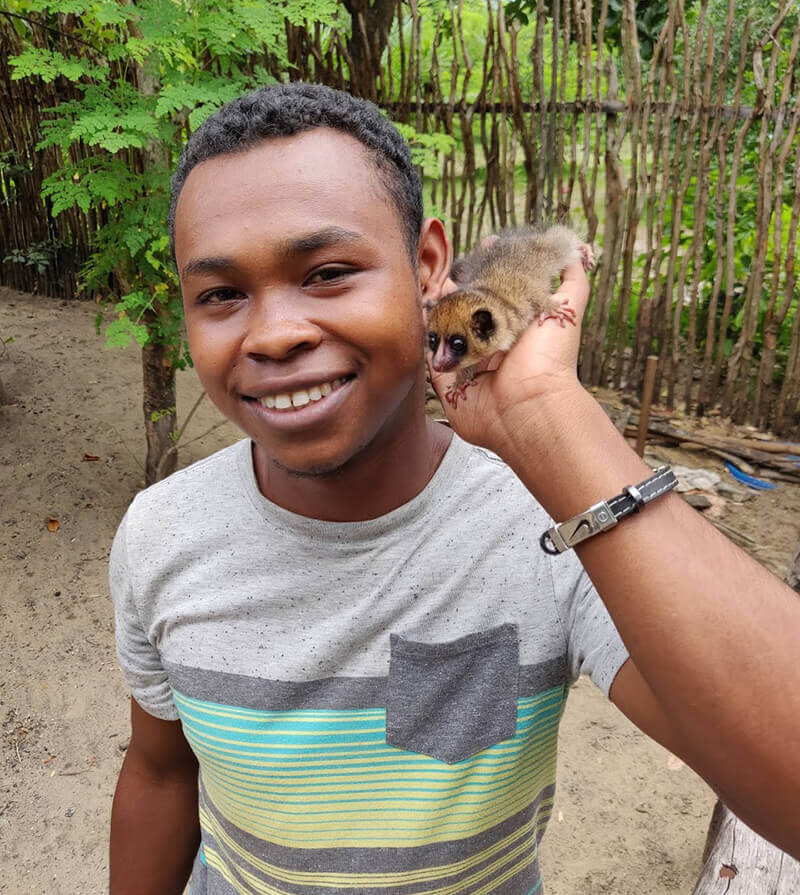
[[254, 376, 354, 412]]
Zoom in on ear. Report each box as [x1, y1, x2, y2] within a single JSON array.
[[416, 218, 453, 303], [471, 309, 495, 340]]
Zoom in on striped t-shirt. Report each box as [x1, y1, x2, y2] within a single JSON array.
[[110, 435, 628, 894]]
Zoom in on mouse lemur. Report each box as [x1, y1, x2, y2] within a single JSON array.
[[426, 225, 594, 408]]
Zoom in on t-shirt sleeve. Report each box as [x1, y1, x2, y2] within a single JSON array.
[[552, 550, 629, 698], [109, 509, 179, 721]]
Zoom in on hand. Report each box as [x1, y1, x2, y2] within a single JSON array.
[[426, 257, 591, 457]]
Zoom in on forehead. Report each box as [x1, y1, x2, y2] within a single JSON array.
[[173, 128, 406, 267]]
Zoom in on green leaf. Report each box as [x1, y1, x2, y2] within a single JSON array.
[[9, 47, 103, 83], [104, 314, 149, 349]]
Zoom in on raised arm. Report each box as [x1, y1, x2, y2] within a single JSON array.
[[428, 260, 800, 860], [110, 698, 200, 894]]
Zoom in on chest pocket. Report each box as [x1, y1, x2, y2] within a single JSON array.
[[385, 623, 519, 764]]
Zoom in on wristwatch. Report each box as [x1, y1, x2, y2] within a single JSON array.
[[540, 466, 678, 555]]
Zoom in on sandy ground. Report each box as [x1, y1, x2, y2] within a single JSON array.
[[1, 288, 797, 894]]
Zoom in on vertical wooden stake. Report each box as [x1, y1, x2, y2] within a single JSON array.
[[636, 355, 659, 457]]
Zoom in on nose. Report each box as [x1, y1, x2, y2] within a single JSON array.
[[240, 293, 323, 360], [432, 346, 457, 372]]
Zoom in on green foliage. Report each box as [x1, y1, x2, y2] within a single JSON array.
[[9, 46, 106, 82], [503, 0, 674, 60], [3, 238, 66, 275], [8, 0, 339, 369], [394, 123, 455, 172], [150, 405, 177, 423]]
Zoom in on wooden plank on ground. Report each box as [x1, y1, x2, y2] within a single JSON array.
[[692, 803, 800, 893]]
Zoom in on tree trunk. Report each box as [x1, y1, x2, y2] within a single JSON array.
[[343, 0, 396, 99], [693, 802, 800, 893], [142, 333, 177, 485], [130, 33, 179, 485]]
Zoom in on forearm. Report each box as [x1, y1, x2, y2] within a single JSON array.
[[497, 384, 800, 853], [110, 750, 200, 895]]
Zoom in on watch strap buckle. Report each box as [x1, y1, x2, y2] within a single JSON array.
[[540, 500, 618, 555]]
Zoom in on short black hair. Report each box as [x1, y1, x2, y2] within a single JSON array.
[[169, 83, 423, 262]]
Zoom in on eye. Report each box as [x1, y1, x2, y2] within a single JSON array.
[[198, 287, 244, 304], [304, 266, 356, 286], [428, 332, 440, 351], [449, 335, 467, 355]]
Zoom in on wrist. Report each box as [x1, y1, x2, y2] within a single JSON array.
[[494, 383, 652, 521], [491, 377, 587, 463]]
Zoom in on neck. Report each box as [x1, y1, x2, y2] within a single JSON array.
[[252, 392, 452, 523]]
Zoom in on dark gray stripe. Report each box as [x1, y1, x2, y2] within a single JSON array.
[[166, 657, 566, 711], [198, 777, 555, 884], [519, 656, 566, 696], [166, 661, 387, 710]]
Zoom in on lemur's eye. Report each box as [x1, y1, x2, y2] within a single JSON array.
[[428, 332, 440, 351], [449, 335, 467, 355]]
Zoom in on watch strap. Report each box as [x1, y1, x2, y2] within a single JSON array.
[[540, 466, 677, 555]]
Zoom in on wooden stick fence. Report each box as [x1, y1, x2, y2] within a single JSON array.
[[2, 1, 799, 434]]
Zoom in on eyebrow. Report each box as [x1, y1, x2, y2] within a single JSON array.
[[284, 226, 363, 255], [180, 227, 364, 280], [180, 256, 236, 279]]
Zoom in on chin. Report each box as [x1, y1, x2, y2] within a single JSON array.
[[271, 455, 352, 479], [264, 434, 373, 480]]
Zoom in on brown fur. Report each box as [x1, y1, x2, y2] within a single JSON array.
[[427, 225, 593, 383]]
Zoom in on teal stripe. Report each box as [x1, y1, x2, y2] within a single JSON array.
[[174, 689, 564, 751], [185, 724, 560, 784], [180, 715, 560, 763], [177, 701, 558, 748], [196, 742, 555, 804], [174, 687, 562, 725], [189, 723, 560, 790], [181, 706, 562, 765]]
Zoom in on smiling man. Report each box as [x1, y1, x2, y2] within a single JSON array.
[[109, 83, 800, 895]]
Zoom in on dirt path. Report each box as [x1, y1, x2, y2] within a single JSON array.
[[2, 288, 796, 894]]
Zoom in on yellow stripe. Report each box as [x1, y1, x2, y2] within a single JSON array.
[[202, 734, 556, 824], [202, 771, 556, 848], [199, 800, 551, 890], [197, 733, 558, 813], [199, 724, 558, 800], [192, 723, 559, 802]]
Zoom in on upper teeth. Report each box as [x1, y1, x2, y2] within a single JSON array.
[[259, 378, 342, 410]]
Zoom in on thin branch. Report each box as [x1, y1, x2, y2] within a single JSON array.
[[0, 10, 105, 55]]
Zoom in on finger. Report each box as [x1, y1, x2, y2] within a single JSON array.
[[426, 352, 502, 406], [553, 259, 591, 321]]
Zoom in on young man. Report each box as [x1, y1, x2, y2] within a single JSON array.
[[109, 83, 800, 894]]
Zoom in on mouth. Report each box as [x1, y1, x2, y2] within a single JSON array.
[[247, 374, 356, 412], [242, 374, 358, 431]]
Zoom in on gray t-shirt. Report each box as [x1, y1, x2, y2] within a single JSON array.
[[110, 434, 628, 894]]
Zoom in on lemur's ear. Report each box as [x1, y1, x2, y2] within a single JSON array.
[[471, 309, 495, 340]]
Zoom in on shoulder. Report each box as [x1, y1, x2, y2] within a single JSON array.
[[444, 435, 551, 527], [124, 438, 250, 535]]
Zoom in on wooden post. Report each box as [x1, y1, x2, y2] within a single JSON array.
[[694, 539, 800, 893], [692, 802, 800, 893], [788, 541, 800, 593], [636, 355, 658, 457]]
